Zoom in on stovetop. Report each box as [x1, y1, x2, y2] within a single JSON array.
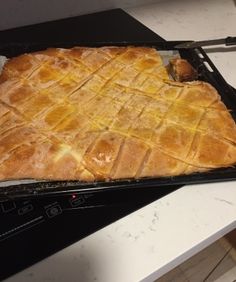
[[0, 9, 180, 281], [0, 186, 178, 280]]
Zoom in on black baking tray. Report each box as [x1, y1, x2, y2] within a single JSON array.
[[0, 40, 236, 200]]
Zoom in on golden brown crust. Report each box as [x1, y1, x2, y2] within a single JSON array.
[[0, 46, 236, 182]]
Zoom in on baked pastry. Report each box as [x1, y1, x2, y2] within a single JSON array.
[[0, 46, 236, 181], [168, 58, 198, 82]]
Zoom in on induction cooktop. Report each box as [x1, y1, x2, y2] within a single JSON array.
[[0, 9, 180, 280]]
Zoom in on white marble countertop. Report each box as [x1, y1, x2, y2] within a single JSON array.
[[5, 0, 236, 281]]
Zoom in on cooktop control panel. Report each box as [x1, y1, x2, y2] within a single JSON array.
[[0, 193, 97, 241]]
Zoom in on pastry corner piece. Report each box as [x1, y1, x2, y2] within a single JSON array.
[[0, 46, 236, 182], [168, 58, 198, 82]]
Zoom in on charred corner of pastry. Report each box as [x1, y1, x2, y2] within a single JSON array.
[[168, 58, 198, 82]]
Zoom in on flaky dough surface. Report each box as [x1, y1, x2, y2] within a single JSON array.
[[0, 46, 236, 181]]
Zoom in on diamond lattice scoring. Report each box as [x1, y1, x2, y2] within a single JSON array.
[[0, 46, 236, 181]]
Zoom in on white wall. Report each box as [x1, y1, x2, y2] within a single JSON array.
[[0, 0, 164, 31]]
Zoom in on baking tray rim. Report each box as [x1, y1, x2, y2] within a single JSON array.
[[0, 40, 236, 200], [0, 166, 236, 200]]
